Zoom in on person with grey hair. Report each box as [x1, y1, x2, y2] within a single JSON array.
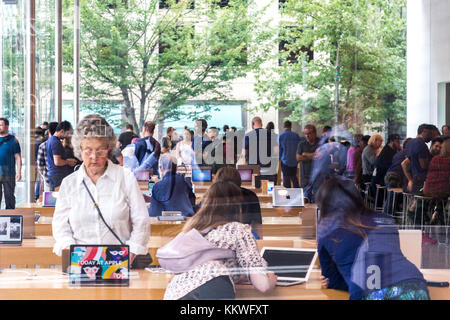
[[52, 114, 151, 269], [148, 153, 195, 217]]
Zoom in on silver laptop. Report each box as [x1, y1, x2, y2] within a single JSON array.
[[260, 247, 318, 286], [272, 187, 304, 207]]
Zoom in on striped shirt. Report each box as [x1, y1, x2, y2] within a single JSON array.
[[36, 141, 49, 185]]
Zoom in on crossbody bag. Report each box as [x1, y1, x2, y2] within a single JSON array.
[[82, 179, 153, 269]]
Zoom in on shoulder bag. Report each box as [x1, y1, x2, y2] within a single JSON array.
[[82, 179, 153, 269]]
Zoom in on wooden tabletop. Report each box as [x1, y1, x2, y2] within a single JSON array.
[[0, 267, 344, 300], [16, 203, 55, 217], [0, 268, 446, 300], [34, 215, 315, 239]]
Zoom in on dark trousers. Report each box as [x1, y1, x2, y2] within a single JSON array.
[[0, 176, 16, 209], [179, 276, 235, 300], [49, 175, 65, 191], [281, 163, 299, 188]]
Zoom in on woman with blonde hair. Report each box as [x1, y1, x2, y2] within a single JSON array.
[[362, 134, 383, 183], [163, 181, 276, 300]]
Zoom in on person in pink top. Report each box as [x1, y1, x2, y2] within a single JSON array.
[[344, 134, 363, 179]]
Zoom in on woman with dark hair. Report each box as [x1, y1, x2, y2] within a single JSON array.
[[214, 166, 262, 239], [163, 181, 277, 300], [316, 175, 429, 300]]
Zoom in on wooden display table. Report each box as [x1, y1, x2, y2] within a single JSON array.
[[0, 237, 316, 269], [17, 203, 55, 217], [0, 268, 447, 300]]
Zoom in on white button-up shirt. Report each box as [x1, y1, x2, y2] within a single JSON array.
[[52, 160, 150, 256]]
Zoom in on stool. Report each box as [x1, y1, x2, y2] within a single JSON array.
[[387, 188, 404, 224], [402, 193, 415, 227], [374, 185, 387, 212], [363, 182, 372, 208], [434, 198, 450, 245], [413, 195, 433, 231]]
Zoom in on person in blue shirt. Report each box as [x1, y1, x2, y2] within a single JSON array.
[[46, 121, 77, 190], [134, 121, 161, 177], [401, 124, 433, 194], [278, 120, 301, 188], [0, 118, 22, 209], [148, 153, 195, 217], [316, 175, 429, 300]]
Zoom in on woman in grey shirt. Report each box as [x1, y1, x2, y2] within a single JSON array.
[[362, 134, 383, 183]]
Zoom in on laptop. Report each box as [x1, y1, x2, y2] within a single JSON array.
[[134, 169, 152, 182], [158, 211, 186, 221], [192, 168, 212, 182], [0, 215, 23, 246], [260, 247, 318, 286], [272, 187, 304, 207], [69, 244, 130, 286], [42, 191, 58, 207], [238, 169, 253, 182], [237, 165, 260, 176]]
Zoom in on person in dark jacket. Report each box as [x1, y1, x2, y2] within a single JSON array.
[[148, 153, 195, 217], [317, 175, 429, 300], [134, 121, 161, 176]]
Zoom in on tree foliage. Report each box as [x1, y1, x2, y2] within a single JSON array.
[[68, 0, 272, 132], [255, 0, 407, 134]]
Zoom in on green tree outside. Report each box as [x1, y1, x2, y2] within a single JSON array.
[[63, 0, 273, 132], [255, 0, 407, 134]]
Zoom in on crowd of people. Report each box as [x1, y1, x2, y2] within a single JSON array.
[[0, 113, 448, 300], [24, 116, 450, 236]]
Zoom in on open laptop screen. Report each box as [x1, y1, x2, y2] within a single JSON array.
[[238, 169, 253, 182], [69, 244, 130, 286], [0, 215, 23, 245], [261, 247, 317, 280], [43, 191, 58, 207], [192, 168, 212, 182]]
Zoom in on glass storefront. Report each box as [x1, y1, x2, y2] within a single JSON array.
[[0, 0, 27, 205]]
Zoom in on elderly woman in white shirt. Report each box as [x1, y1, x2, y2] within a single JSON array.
[[52, 114, 150, 265]]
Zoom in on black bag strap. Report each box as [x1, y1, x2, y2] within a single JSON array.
[[0, 135, 13, 148], [82, 179, 125, 245]]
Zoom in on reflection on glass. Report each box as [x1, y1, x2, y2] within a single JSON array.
[[35, 0, 56, 125], [0, 0, 26, 205]]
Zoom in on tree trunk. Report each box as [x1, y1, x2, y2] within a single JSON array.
[[120, 85, 139, 133]]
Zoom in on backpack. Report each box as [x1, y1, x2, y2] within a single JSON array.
[[122, 144, 139, 172]]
